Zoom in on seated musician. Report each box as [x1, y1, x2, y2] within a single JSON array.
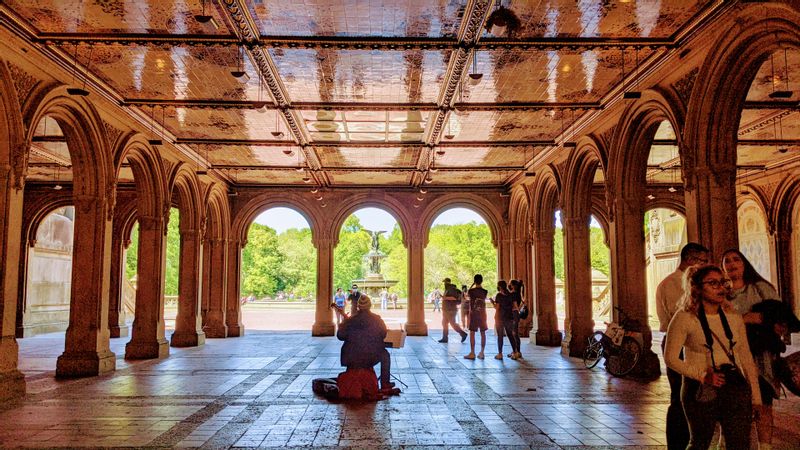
[[336, 294, 394, 392]]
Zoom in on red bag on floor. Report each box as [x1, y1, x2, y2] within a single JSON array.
[[337, 368, 379, 400]]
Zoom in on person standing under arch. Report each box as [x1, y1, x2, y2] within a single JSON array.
[[438, 278, 467, 343], [464, 274, 488, 360]]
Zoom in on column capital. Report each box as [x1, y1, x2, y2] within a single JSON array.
[[179, 228, 200, 240], [137, 214, 165, 231], [563, 216, 586, 228]]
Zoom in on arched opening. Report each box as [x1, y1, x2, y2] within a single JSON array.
[[553, 209, 565, 325], [425, 207, 497, 331], [589, 214, 612, 326], [334, 207, 405, 327], [241, 207, 317, 331], [162, 207, 181, 333], [644, 207, 687, 330]]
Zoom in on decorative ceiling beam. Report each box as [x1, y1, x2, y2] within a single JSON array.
[[36, 33, 674, 51], [743, 101, 800, 110], [177, 138, 554, 147], [210, 164, 523, 172], [652, 139, 800, 146]]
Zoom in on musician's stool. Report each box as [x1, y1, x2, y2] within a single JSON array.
[[337, 368, 379, 400]]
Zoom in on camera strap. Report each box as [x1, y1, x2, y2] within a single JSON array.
[[697, 306, 737, 370]]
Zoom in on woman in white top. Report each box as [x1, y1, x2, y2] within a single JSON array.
[[665, 264, 762, 450]]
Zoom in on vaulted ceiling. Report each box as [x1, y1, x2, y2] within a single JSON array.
[[5, 0, 799, 190]]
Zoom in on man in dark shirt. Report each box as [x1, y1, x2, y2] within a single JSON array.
[[337, 294, 394, 391], [439, 277, 467, 343]]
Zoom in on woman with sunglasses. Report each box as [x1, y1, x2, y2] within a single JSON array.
[[722, 249, 780, 450], [664, 265, 761, 450]]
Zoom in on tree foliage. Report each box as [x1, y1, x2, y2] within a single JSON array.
[[424, 222, 496, 293], [333, 215, 371, 292], [124, 207, 181, 296]]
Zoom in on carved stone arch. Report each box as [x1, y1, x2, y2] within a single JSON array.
[[684, 3, 800, 172], [167, 163, 202, 232], [329, 194, 412, 248], [418, 193, 505, 248], [773, 176, 800, 234], [116, 199, 139, 245], [530, 165, 561, 231], [115, 133, 167, 218], [23, 85, 112, 199], [233, 192, 320, 246], [563, 136, 606, 221], [22, 193, 74, 245], [644, 198, 687, 217], [0, 58, 28, 189], [203, 184, 230, 241], [508, 186, 530, 241], [590, 200, 611, 246], [737, 187, 773, 233], [608, 88, 685, 201]]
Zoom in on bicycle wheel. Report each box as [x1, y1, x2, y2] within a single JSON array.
[[583, 332, 604, 369], [609, 336, 641, 377]]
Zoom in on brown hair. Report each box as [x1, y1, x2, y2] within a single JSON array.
[[679, 264, 726, 313]]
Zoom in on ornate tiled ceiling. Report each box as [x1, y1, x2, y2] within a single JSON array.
[[10, 0, 793, 189]]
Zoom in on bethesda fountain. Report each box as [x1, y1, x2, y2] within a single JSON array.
[[351, 229, 398, 297]]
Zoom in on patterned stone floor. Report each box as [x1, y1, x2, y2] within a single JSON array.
[[2, 329, 799, 449]]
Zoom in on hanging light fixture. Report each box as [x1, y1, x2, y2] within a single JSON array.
[[67, 43, 91, 97], [562, 109, 577, 148], [485, 0, 520, 37], [53, 164, 63, 190], [194, 0, 219, 28], [667, 164, 678, 193], [196, 145, 209, 175], [147, 106, 163, 146], [419, 187, 427, 194], [271, 109, 285, 138], [769, 49, 793, 99], [774, 115, 789, 154], [468, 50, 483, 85], [443, 114, 455, 140], [230, 45, 249, 81], [622, 47, 642, 99]]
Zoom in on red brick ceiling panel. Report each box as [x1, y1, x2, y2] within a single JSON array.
[[6, 0, 233, 35], [164, 108, 285, 140], [228, 169, 312, 185], [193, 144, 301, 167], [268, 48, 448, 103], [745, 50, 800, 102], [317, 146, 420, 168], [445, 110, 565, 142], [433, 146, 533, 168], [425, 170, 512, 186], [79, 45, 259, 100], [500, 0, 706, 39], [246, 0, 464, 38], [738, 110, 800, 140], [327, 171, 412, 185], [462, 48, 654, 104]]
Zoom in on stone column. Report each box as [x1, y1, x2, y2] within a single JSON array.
[[14, 239, 31, 338], [171, 229, 205, 347], [124, 214, 169, 359], [774, 227, 796, 314], [561, 216, 594, 356], [0, 163, 26, 399], [312, 237, 334, 336], [684, 164, 738, 258], [225, 239, 244, 337], [531, 228, 561, 346], [497, 237, 512, 281], [405, 235, 427, 336], [608, 197, 651, 334], [56, 194, 117, 376], [108, 233, 129, 338], [203, 238, 227, 337]]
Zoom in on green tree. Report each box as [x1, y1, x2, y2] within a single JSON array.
[[276, 228, 316, 298], [333, 215, 371, 292], [589, 227, 610, 276], [125, 223, 138, 281], [554, 226, 564, 281], [164, 208, 180, 296], [382, 224, 407, 297], [424, 222, 497, 293], [241, 223, 284, 297]]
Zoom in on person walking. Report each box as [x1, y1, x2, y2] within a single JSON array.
[[333, 287, 347, 325], [492, 280, 520, 360], [664, 264, 762, 450], [509, 280, 525, 359], [438, 278, 467, 343], [656, 242, 709, 450], [433, 288, 442, 312], [464, 274, 488, 360]]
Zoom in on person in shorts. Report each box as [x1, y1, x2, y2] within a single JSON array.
[[464, 274, 488, 360]]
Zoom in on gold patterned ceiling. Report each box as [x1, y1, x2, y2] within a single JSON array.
[[6, 0, 796, 188]]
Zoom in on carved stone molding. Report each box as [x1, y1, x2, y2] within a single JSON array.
[[674, 67, 698, 106], [103, 121, 123, 149], [7, 63, 39, 107], [10, 142, 28, 190]]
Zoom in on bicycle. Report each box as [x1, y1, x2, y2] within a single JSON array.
[[583, 306, 644, 377]]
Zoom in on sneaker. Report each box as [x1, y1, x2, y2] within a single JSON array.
[[464, 352, 476, 360], [460, 331, 468, 343], [477, 352, 485, 360], [438, 338, 448, 343], [509, 353, 519, 360], [494, 353, 503, 360]]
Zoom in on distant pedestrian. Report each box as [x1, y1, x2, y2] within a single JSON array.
[[333, 287, 347, 324], [438, 278, 467, 343], [433, 289, 442, 312], [380, 289, 389, 310], [492, 280, 520, 360]]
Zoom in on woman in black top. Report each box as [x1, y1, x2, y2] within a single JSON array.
[[464, 274, 488, 360], [509, 280, 524, 359], [492, 280, 520, 360]]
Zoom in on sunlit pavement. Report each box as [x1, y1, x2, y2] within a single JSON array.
[[4, 309, 799, 449]]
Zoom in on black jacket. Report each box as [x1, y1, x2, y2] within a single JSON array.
[[337, 310, 387, 368]]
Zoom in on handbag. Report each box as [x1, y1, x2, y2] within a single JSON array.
[[695, 382, 717, 402], [518, 303, 529, 320]]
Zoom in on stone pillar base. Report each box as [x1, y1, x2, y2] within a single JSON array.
[[0, 370, 26, 401], [56, 350, 116, 378], [312, 322, 335, 337], [561, 332, 592, 357], [404, 322, 428, 336], [170, 331, 206, 347], [533, 329, 562, 347], [125, 338, 169, 359], [109, 325, 129, 338], [203, 322, 227, 338], [226, 324, 244, 337]]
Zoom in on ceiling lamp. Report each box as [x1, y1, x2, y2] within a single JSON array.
[[53, 165, 63, 190], [419, 188, 427, 194], [282, 149, 294, 156], [147, 106, 163, 146], [310, 187, 319, 194], [485, 1, 520, 37], [230, 46, 250, 81], [468, 51, 483, 85], [271, 109, 285, 138], [67, 43, 91, 96], [769, 49, 793, 99], [424, 173, 434, 184], [621, 48, 642, 99], [194, 0, 219, 29]]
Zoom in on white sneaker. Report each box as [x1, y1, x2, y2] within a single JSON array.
[[464, 352, 476, 360], [477, 352, 485, 359], [494, 353, 503, 360]]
